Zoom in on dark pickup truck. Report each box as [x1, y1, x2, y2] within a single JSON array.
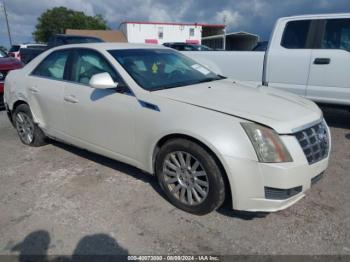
[[20, 34, 104, 64]]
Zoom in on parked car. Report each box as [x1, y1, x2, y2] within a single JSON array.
[[0, 49, 23, 107], [8, 43, 46, 60], [4, 43, 330, 215], [185, 13, 350, 109], [252, 41, 268, 51], [20, 34, 104, 64], [164, 42, 213, 51]]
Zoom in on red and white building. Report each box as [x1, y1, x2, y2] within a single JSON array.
[[119, 21, 225, 45]]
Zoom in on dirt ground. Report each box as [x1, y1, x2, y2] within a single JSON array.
[[0, 107, 349, 257]]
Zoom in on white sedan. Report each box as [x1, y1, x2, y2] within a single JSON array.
[[4, 43, 330, 215]]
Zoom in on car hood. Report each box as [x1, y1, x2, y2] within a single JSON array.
[[154, 79, 322, 134]]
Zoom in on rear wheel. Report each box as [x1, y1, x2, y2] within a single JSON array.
[[156, 139, 226, 215], [13, 104, 47, 147]]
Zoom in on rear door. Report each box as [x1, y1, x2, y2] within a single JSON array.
[[28, 49, 70, 136], [307, 18, 350, 106], [265, 19, 313, 96]]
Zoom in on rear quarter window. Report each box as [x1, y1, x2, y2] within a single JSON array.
[[32, 50, 69, 80]]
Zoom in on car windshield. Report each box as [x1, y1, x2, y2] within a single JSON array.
[[109, 49, 223, 91], [0, 49, 8, 58]]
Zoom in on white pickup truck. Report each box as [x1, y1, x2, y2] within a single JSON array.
[[186, 13, 350, 108]]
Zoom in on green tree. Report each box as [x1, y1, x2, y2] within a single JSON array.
[[33, 7, 109, 42]]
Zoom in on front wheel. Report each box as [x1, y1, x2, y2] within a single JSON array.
[[156, 139, 226, 215], [13, 104, 47, 147]]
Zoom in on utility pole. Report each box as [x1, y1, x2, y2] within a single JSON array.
[[2, 0, 12, 46], [223, 15, 227, 51]]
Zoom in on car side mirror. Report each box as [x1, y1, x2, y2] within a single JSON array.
[[89, 72, 118, 89]]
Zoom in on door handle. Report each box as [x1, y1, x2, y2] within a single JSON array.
[[314, 58, 331, 65], [64, 95, 79, 104], [28, 87, 39, 93]]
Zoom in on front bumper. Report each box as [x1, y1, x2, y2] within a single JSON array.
[[223, 134, 330, 212]]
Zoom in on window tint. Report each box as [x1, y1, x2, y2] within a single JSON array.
[[32, 50, 69, 80], [9, 45, 20, 52], [71, 49, 123, 85], [322, 19, 350, 51], [281, 20, 311, 49]]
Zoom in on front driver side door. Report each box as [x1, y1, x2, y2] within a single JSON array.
[[63, 48, 139, 164]]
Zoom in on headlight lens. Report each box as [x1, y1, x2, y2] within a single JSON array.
[[241, 122, 293, 163]]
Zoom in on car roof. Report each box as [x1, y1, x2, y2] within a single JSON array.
[[51, 43, 170, 52], [280, 13, 350, 21]]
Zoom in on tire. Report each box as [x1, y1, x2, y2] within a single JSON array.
[[13, 104, 47, 147], [156, 138, 226, 215]]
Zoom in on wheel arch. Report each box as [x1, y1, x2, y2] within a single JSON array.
[[8, 100, 28, 125], [152, 133, 232, 205], [12, 100, 28, 110]]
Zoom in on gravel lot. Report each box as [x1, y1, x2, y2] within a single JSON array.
[[0, 107, 349, 257]]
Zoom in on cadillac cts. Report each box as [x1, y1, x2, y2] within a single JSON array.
[[4, 43, 330, 215]]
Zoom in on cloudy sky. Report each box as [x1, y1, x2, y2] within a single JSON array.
[[0, 0, 350, 48]]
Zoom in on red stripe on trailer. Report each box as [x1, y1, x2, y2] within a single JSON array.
[[186, 40, 199, 44], [145, 39, 158, 44]]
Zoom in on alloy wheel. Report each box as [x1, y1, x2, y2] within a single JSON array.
[[15, 112, 34, 144], [162, 151, 209, 206]]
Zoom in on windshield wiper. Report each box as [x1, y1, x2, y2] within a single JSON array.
[[151, 77, 224, 92]]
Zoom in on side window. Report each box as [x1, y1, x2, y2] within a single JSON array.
[[189, 28, 195, 37], [32, 50, 69, 80], [322, 19, 350, 51], [158, 27, 164, 39], [71, 49, 124, 85], [281, 20, 311, 49]]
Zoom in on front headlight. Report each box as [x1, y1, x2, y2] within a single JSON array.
[[241, 122, 293, 163]]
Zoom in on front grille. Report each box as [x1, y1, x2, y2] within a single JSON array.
[[0, 70, 8, 82], [295, 121, 329, 165], [265, 186, 302, 200]]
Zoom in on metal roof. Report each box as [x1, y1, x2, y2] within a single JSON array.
[[202, 31, 259, 40]]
